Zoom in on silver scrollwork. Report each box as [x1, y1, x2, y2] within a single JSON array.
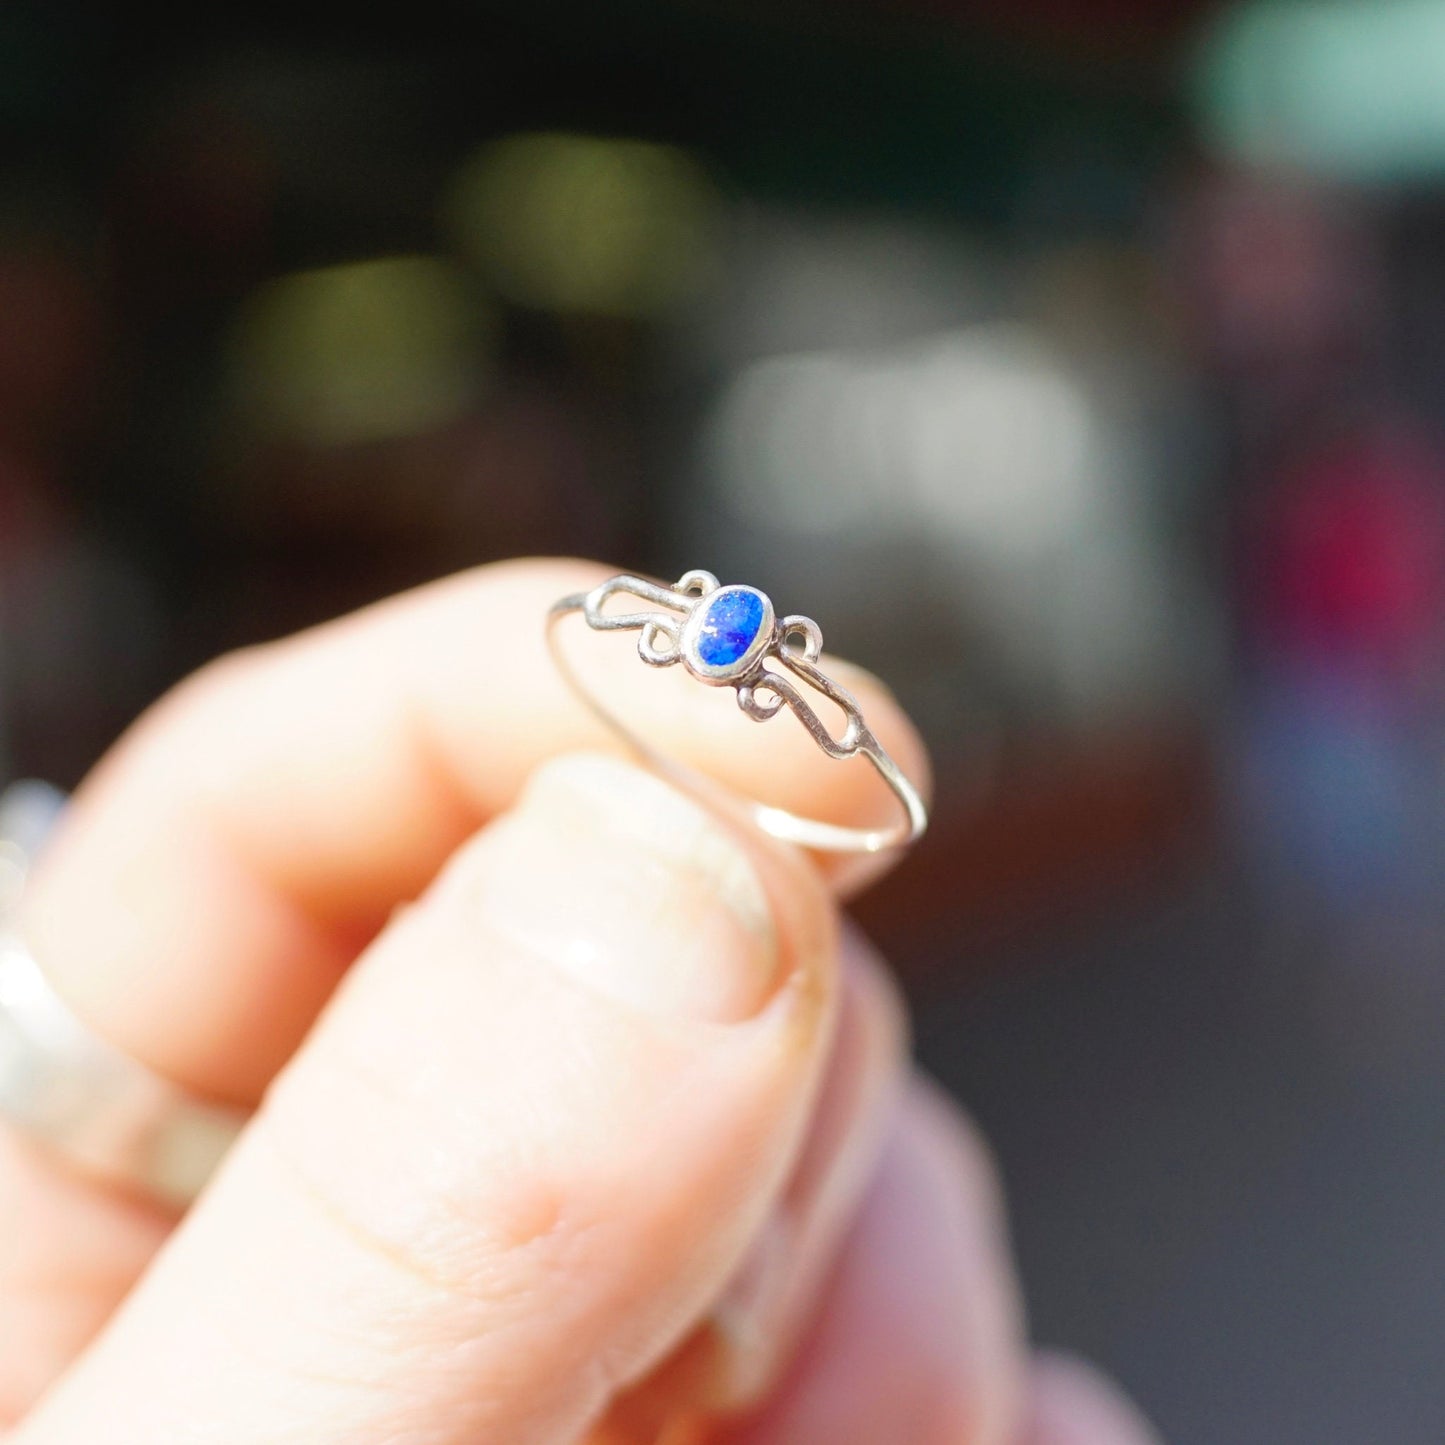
[[549, 570, 928, 853]]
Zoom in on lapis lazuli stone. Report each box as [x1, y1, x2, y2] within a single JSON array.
[[696, 588, 766, 668]]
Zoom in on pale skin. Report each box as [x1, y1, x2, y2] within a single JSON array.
[[0, 558, 1162, 1445]]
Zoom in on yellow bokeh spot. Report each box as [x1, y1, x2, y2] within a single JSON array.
[[229, 255, 490, 447], [444, 132, 719, 317]]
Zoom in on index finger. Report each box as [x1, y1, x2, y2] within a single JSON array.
[[24, 557, 928, 1103]]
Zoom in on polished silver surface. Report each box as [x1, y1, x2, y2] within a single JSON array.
[[548, 570, 928, 853], [0, 785, 244, 1207]]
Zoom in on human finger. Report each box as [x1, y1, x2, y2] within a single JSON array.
[[14, 753, 839, 1445], [0, 1129, 170, 1426], [718, 1077, 1028, 1445], [1016, 1354, 1162, 1445], [592, 930, 908, 1442]]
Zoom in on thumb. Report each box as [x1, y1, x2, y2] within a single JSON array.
[[18, 753, 838, 1445]]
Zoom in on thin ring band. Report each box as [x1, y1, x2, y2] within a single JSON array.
[[0, 784, 244, 1207], [547, 570, 928, 854]]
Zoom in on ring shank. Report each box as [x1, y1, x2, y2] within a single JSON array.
[[0, 932, 243, 1206], [0, 782, 245, 1207], [548, 592, 927, 854]]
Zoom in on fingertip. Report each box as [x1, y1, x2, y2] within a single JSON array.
[[899, 1074, 1013, 1247], [725, 1078, 1028, 1445], [1022, 1353, 1163, 1445], [314, 555, 931, 889], [451, 749, 839, 1027]]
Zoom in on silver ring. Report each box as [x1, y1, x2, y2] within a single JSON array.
[[548, 570, 928, 854], [0, 784, 244, 1208]]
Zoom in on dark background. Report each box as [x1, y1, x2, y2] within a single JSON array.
[[4, 4, 1444, 1440]]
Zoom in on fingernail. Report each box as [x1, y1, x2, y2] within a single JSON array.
[[447, 753, 780, 1024]]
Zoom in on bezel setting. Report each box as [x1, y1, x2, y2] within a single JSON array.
[[679, 584, 776, 684]]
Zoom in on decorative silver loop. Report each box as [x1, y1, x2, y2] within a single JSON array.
[[638, 616, 682, 667], [778, 615, 823, 664], [548, 572, 928, 854], [0, 784, 245, 1207]]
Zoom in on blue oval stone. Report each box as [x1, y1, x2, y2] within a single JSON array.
[[696, 588, 766, 668]]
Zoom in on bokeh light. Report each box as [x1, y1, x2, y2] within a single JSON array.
[[443, 132, 719, 317], [1197, 0, 1445, 181], [226, 255, 490, 447]]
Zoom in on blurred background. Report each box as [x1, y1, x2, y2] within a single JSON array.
[[3, 1, 1445, 1439]]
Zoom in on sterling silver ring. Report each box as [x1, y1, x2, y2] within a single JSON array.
[[0, 784, 244, 1207], [548, 570, 928, 854]]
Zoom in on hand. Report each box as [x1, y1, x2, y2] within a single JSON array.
[[0, 559, 1160, 1444]]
